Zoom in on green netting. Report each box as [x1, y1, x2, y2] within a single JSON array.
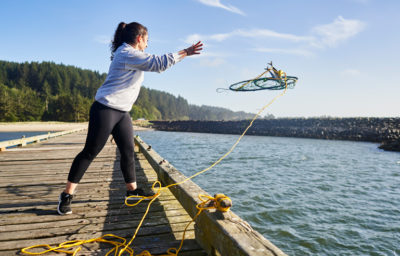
[[229, 76, 298, 91]]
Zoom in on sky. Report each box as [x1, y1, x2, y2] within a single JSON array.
[[1, 0, 399, 117]]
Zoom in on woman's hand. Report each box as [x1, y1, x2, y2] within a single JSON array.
[[185, 41, 203, 56], [179, 41, 203, 58]]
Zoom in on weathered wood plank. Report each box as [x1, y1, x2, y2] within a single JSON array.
[[0, 188, 171, 204], [1, 239, 206, 256], [0, 212, 191, 233], [0, 231, 198, 251], [0, 218, 195, 241], [0, 208, 190, 227]]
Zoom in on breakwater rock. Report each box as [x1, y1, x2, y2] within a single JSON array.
[[150, 118, 400, 152]]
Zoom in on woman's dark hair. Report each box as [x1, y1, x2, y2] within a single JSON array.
[[111, 22, 148, 59]]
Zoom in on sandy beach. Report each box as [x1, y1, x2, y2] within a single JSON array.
[[0, 122, 151, 132]]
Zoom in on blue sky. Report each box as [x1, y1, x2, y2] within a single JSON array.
[[1, 0, 399, 117]]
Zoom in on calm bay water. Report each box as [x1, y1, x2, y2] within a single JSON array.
[[0, 131, 51, 142], [136, 130, 400, 256]]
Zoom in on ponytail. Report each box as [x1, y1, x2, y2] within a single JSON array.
[[111, 21, 148, 60]]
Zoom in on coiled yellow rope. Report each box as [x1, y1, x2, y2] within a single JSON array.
[[21, 69, 290, 256], [21, 234, 134, 255]]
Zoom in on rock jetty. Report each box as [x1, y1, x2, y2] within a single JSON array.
[[150, 118, 400, 152]]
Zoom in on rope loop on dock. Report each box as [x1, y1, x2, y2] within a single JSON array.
[[197, 193, 232, 212], [124, 180, 162, 207], [21, 234, 134, 255]]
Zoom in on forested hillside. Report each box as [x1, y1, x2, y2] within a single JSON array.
[[0, 60, 256, 121]]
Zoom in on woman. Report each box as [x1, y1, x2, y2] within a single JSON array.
[[58, 22, 203, 215]]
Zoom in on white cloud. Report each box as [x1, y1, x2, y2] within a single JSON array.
[[185, 17, 365, 49], [94, 35, 111, 45], [253, 47, 314, 57], [196, 0, 245, 15], [340, 68, 361, 76], [200, 57, 226, 67], [311, 16, 366, 48], [235, 29, 313, 42], [185, 34, 203, 44], [197, 51, 230, 58], [183, 16, 365, 60], [184, 32, 231, 43], [184, 29, 312, 44]]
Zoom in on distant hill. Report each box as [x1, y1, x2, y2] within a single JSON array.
[[0, 60, 259, 122]]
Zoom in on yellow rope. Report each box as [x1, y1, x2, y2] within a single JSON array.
[[21, 68, 290, 256], [161, 193, 233, 256], [21, 234, 134, 255], [162, 72, 288, 191]]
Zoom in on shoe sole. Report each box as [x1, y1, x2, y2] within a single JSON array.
[[57, 207, 72, 215]]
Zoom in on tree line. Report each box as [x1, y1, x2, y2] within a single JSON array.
[[0, 60, 259, 122]]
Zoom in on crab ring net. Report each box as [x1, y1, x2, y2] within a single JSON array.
[[229, 76, 298, 91]]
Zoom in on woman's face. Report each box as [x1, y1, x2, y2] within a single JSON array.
[[137, 34, 148, 51]]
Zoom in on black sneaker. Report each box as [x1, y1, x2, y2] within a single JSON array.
[[57, 192, 73, 215], [126, 188, 155, 201]]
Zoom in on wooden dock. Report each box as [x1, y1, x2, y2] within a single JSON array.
[[0, 130, 287, 256], [0, 131, 205, 255]]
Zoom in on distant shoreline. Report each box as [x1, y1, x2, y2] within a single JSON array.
[[149, 118, 400, 152], [0, 122, 151, 132]]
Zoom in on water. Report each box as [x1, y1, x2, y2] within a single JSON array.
[[136, 130, 400, 256], [0, 131, 51, 142]]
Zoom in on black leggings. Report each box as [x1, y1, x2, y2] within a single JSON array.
[[68, 101, 136, 184]]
